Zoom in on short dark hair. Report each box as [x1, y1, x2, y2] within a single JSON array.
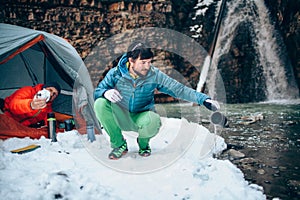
[[127, 42, 153, 60], [43, 82, 61, 94]]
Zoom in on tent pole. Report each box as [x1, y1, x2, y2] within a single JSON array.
[[197, 0, 227, 93]]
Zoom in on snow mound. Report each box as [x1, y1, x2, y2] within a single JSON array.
[[0, 117, 266, 200]]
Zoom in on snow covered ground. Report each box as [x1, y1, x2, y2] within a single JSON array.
[[0, 117, 266, 200]]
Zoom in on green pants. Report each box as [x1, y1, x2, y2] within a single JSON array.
[[94, 98, 161, 149]]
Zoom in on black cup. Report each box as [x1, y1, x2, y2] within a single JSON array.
[[210, 112, 228, 127], [64, 119, 73, 131]]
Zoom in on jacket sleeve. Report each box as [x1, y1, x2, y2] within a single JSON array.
[[155, 70, 210, 105], [7, 87, 38, 115], [94, 68, 117, 100]]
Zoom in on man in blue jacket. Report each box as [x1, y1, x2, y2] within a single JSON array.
[[94, 42, 219, 160]]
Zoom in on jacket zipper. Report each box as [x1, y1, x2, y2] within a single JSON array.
[[130, 81, 136, 112]]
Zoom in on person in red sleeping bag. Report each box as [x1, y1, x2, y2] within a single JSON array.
[[0, 82, 61, 139]]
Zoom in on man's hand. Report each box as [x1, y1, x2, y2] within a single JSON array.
[[104, 89, 123, 103], [203, 99, 220, 111], [31, 98, 47, 110]]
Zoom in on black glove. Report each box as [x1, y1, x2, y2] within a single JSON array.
[[203, 99, 220, 111]]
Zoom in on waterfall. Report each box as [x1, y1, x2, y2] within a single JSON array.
[[203, 0, 299, 101]]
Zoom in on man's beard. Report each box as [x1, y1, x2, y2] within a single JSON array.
[[133, 68, 149, 77]]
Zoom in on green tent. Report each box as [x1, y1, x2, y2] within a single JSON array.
[[0, 23, 100, 133]]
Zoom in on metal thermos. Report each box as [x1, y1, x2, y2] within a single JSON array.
[[86, 123, 96, 142], [47, 112, 57, 142]]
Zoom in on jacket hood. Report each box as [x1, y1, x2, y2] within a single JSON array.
[[117, 54, 130, 77]]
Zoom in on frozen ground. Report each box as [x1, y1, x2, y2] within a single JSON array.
[[0, 117, 266, 200]]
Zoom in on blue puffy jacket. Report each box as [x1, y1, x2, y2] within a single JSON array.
[[94, 54, 210, 113]]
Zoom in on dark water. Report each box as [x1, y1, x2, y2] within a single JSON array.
[[156, 100, 300, 199]]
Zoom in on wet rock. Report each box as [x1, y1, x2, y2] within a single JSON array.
[[271, 166, 279, 169], [226, 143, 244, 150], [235, 157, 259, 171], [257, 163, 266, 169], [287, 180, 300, 191], [278, 166, 287, 171], [263, 127, 272, 131], [257, 169, 265, 175], [239, 157, 257, 164], [282, 120, 296, 126], [228, 149, 245, 159], [264, 180, 271, 184]]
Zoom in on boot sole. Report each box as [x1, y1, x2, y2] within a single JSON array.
[[108, 150, 128, 160]]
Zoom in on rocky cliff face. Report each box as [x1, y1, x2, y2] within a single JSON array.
[[1, 0, 174, 58], [0, 0, 201, 94], [0, 0, 299, 103]]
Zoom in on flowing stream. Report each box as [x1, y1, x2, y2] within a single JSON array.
[[156, 101, 300, 199], [191, 2, 300, 197]]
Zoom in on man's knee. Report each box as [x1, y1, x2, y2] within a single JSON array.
[[148, 111, 161, 127], [94, 98, 109, 112], [137, 111, 161, 138], [150, 112, 161, 136]]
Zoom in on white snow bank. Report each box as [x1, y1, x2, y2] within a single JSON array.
[[194, 0, 215, 17], [0, 117, 266, 200]]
